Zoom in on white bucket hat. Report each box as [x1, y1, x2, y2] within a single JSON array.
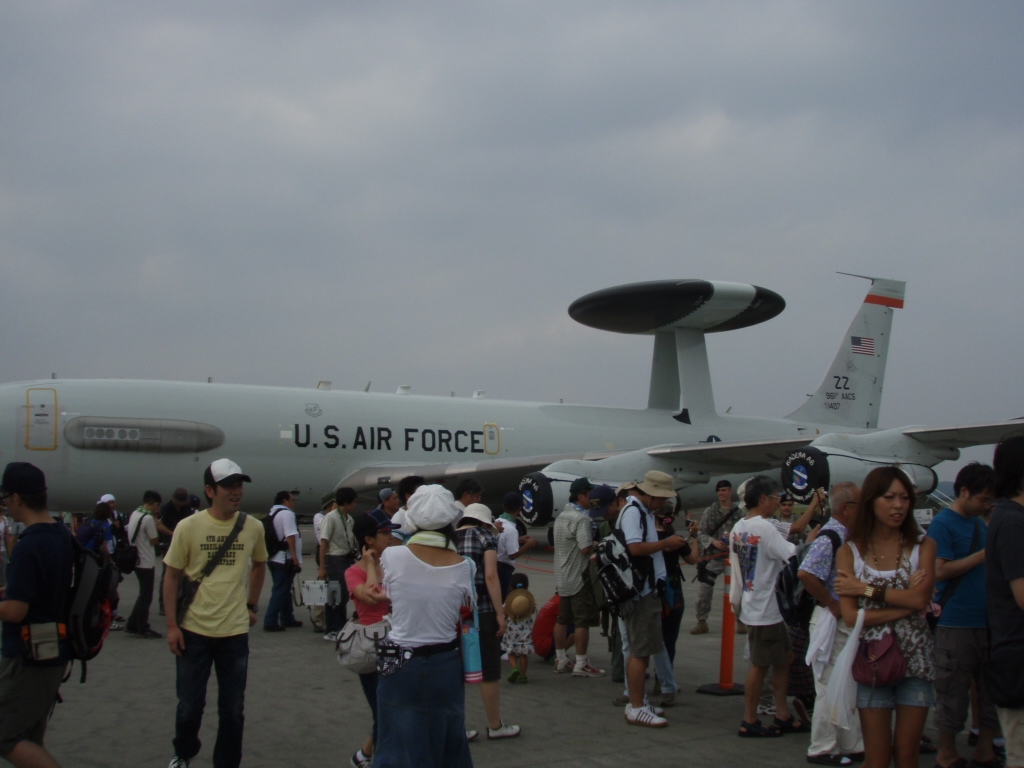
[[404, 485, 462, 532], [458, 502, 496, 530]]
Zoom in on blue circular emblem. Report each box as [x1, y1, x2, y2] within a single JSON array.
[[792, 465, 810, 491]]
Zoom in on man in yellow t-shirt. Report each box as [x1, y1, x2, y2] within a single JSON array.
[[162, 459, 268, 768]]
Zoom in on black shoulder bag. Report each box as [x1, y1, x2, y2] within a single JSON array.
[[114, 513, 146, 574], [176, 513, 248, 625]]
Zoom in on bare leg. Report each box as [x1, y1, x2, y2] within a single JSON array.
[[553, 622, 568, 651], [574, 627, 590, 658], [518, 654, 529, 677], [891, 704, 929, 768], [744, 664, 768, 724], [362, 735, 373, 758], [973, 725, 998, 763], [859, 707, 894, 768], [3, 741, 63, 768], [627, 655, 649, 709], [481, 681, 502, 729], [770, 653, 793, 723]]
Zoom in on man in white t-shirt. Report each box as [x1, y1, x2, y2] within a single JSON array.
[[264, 490, 303, 631], [729, 475, 802, 736], [126, 490, 162, 638]]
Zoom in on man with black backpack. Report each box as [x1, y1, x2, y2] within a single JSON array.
[[618, 471, 688, 727], [125, 490, 162, 639], [263, 490, 303, 631], [0, 462, 74, 768], [798, 481, 863, 765]]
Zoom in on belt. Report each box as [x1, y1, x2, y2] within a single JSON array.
[[409, 638, 459, 658]]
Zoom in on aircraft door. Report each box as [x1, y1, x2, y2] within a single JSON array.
[[483, 423, 500, 455], [25, 388, 58, 451]]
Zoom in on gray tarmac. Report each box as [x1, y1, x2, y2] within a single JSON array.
[[46, 545, 946, 767]]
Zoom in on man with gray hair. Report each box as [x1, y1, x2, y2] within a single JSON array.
[[798, 481, 864, 765], [730, 475, 804, 737]]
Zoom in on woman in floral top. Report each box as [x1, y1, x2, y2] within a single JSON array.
[[835, 466, 937, 768]]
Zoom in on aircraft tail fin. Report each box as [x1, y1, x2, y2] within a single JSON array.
[[785, 274, 905, 429]]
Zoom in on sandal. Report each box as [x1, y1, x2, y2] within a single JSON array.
[[738, 720, 783, 738], [773, 715, 810, 733]]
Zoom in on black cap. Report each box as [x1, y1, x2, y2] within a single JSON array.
[[1, 462, 47, 497], [715, 479, 733, 491]]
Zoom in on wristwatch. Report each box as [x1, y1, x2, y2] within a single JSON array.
[[247, 604, 259, 614]]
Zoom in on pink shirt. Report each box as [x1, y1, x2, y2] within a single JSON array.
[[345, 564, 390, 625]]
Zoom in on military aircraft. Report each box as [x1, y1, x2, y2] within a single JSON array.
[[1, 276, 1019, 524]]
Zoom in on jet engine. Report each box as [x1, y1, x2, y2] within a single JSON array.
[[781, 445, 938, 503], [518, 471, 574, 527]]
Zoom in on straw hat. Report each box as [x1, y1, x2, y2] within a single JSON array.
[[504, 588, 536, 620]]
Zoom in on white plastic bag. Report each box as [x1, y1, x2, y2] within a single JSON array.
[[823, 608, 864, 732]]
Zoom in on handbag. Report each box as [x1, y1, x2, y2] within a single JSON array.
[[176, 513, 247, 625], [336, 617, 389, 675], [852, 630, 907, 688]]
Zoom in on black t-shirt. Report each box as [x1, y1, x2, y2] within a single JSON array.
[[2, 520, 74, 661], [985, 499, 1024, 655], [158, 500, 190, 545]]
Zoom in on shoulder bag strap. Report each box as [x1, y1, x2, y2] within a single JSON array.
[[200, 513, 248, 579], [129, 513, 145, 545]]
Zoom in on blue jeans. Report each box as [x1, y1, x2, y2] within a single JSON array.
[[264, 561, 296, 628], [374, 649, 472, 768], [358, 671, 379, 746], [173, 630, 248, 768]]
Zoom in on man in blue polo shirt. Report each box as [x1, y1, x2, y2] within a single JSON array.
[[0, 462, 74, 768], [927, 462, 1000, 768]]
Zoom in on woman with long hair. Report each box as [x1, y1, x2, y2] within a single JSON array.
[[835, 466, 937, 768]]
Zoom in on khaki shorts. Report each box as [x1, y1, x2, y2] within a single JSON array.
[[997, 705, 1024, 768], [0, 656, 65, 755], [557, 582, 600, 629], [747, 622, 793, 668], [621, 592, 665, 658]]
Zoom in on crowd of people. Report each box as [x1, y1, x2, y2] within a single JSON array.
[[0, 433, 1022, 768]]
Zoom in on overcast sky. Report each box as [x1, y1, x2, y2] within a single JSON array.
[[2, 2, 1022, 477]]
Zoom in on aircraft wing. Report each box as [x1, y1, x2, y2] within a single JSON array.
[[645, 436, 817, 471], [336, 450, 624, 495], [903, 420, 1024, 448]]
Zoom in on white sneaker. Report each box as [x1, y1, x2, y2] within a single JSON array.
[[553, 657, 572, 673], [349, 751, 371, 768], [168, 758, 189, 768], [487, 721, 521, 739], [572, 662, 606, 677], [643, 696, 665, 716], [465, 729, 478, 742], [625, 704, 668, 728], [323, 631, 339, 642]]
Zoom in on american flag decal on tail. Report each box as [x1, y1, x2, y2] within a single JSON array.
[[851, 336, 875, 356]]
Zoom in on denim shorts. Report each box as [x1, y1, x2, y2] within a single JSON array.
[[857, 675, 935, 709]]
